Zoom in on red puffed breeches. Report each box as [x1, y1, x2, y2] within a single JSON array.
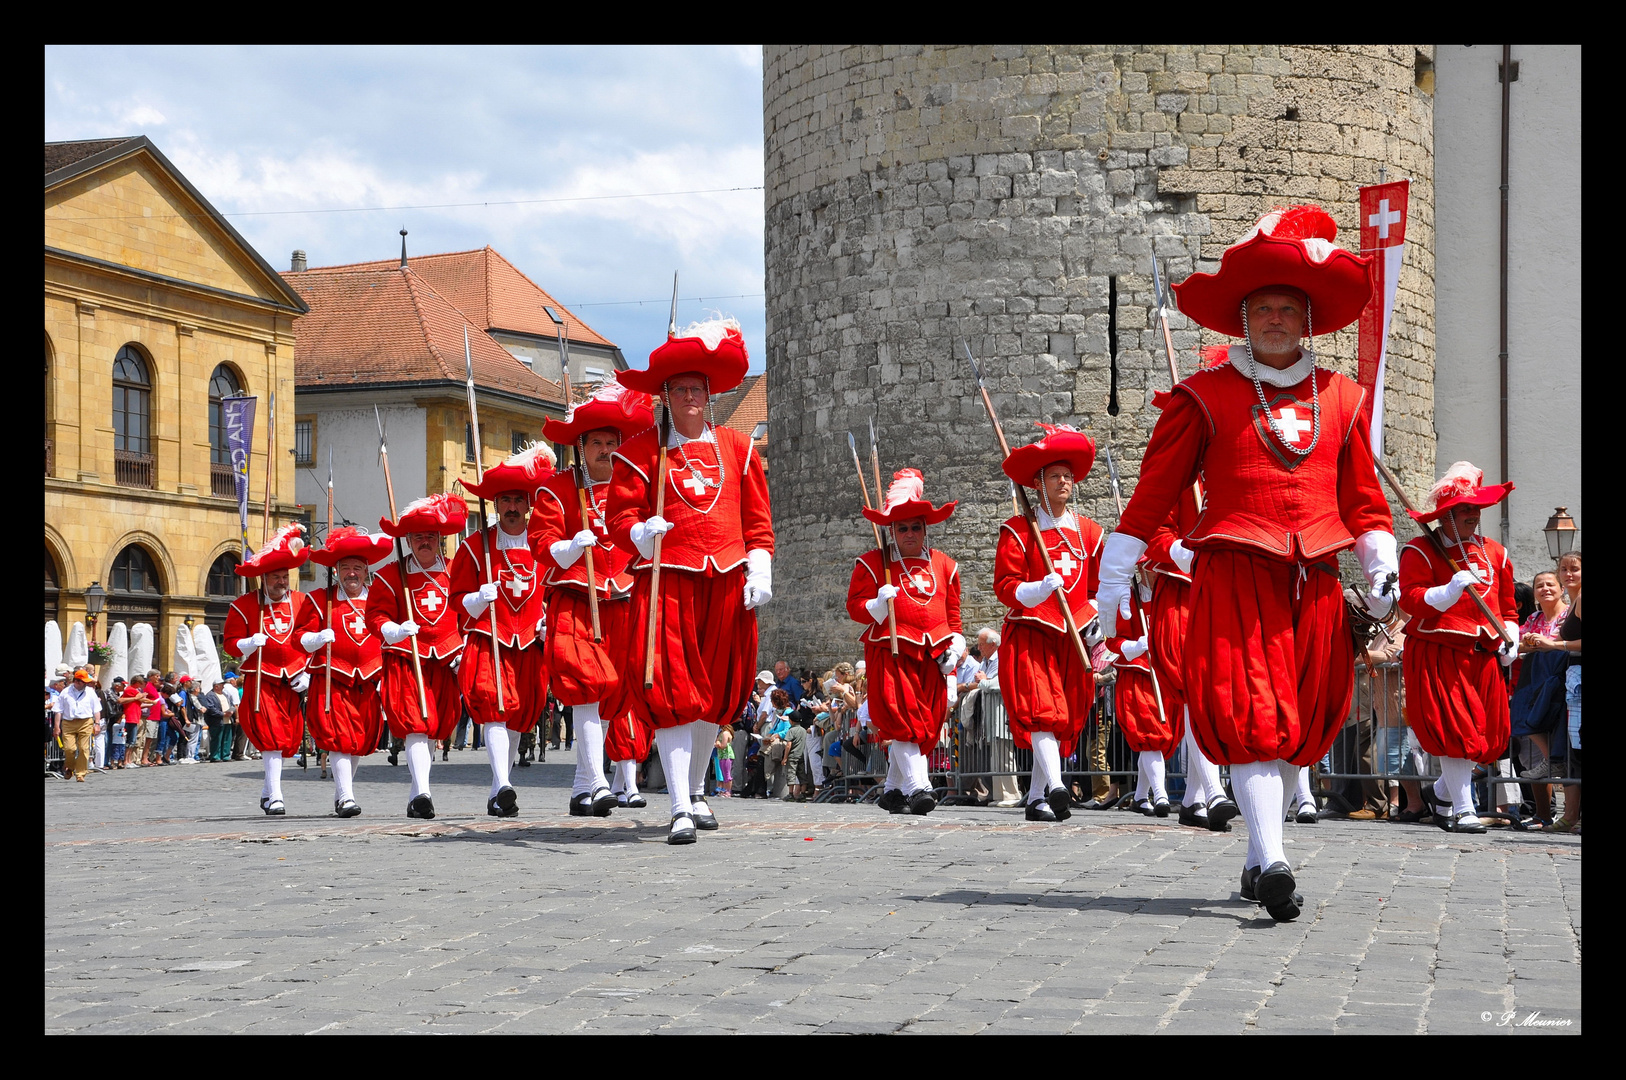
[[1403, 636, 1509, 763], [459, 636, 545, 734], [1113, 666, 1182, 755], [1185, 547, 1354, 767], [241, 675, 304, 757], [864, 640, 946, 746], [627, 566, 757, 730], [603, 708, 654, 763], [1148, 575, 1192, 709], [382, 653, 462, 741], [999, 621, 1094, 751], [306, 674, 384, 757], [546, 589, 633, 721]]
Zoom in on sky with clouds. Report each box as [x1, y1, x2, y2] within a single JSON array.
[[45, 45, 767, 371]]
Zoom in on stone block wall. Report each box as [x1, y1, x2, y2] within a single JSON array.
[[761, 45, 1436, 669]]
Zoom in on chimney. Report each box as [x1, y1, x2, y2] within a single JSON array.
[[290, 250, 307, 273]]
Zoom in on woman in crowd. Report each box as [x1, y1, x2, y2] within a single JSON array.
[[1513, 568, 1570, 825], [1522, 552, 1581, 832]]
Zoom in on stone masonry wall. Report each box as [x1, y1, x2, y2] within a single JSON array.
[[761, 45, 1436, 670]]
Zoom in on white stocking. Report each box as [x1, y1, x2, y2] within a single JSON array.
[[1232, 759, 1290, 871], [332, 752, 355, 803], [1437, 757, 1476, 817], [891, 741, 923, 794], [405, 733, 432, 799], [1031, 732, 1061, 803], [572, 703, 606, 797], [689, 720, 719, 798], [1182, 717, 1223, 807], [1142, 751, 1167, 803], [263, 751, 284, 804], [613, 758, 639, 797], [654, 725, 693, 818], [912, 745, 932, 794], [1294, 765, 1314, 810], [884, 744, 905, 792], [1134, 754, 1149, 803], [484, 723, 512, 797]]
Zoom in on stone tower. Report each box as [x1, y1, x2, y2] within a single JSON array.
[[761, 45, 1436, 669]]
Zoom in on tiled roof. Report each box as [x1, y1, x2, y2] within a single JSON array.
[[284, 263, 565, 404], [45, 138, 138, 176], [716, 373, 767, 455], [296, 247, 614, 349]]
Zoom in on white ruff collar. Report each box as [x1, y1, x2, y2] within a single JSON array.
[[409, 554, 446, 574], [1035, 504, 1076, 532], [1227, 344, 1317, 387], [667, 423, 715, 449], [496, 527, 528, 549]]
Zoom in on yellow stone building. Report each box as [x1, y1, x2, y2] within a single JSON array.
[[45, 137, 309, 659]]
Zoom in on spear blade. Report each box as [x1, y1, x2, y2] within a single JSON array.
[[1151, 253, 1169, 317], [962, 339, 984, 386], [668, 271, 679, 337], [374, 405, 387, 465], [1103, 440, 1123, 504]]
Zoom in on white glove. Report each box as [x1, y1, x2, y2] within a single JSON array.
[[290, 672, 311, 694], [448, 653, 462, 674], [1081, 615, 1104, 648], [1168, 539, 1195, 575], [1121, 637, 1149, 661], [550, 528, 599, 569], [629, 515, 673, 560], [236, 633, 268, 657], [300, 629, 336, 653], [937, 633, 967, 674], [946, 674, 959, 708], [380, 621, 419, 645], [1354, 530, 1400, 619], [1424, 569, 1480, 612], [865, 583, 899, 625], [1498, 621, 1519, 666], [536, 618, 547, 641], [462, 582, 499, 617], [743, 549, 773, 611], [1014, 571, 1065, 608], [1096, 532, 1147, 639]]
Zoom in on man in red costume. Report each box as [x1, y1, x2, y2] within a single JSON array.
[[301, 526, 393, 817], [1104, 574, 1182, 817], [367, 493, 468, 819], [532, 373, 654, 817], [847, 468, 965, 816], [1400, 462, 1518, 834], [992, 424, 1101, 823], [223, 524, 321, 815], [1099, 206, 1398, 921], [608, 317, 774, 845], [453, 444, 556, 818]]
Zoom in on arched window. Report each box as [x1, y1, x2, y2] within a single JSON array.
[[45, 547, 61, 623], [204, 552, 240, 638], [208, 365, 241, 464], [113, 346, 154, 487], [108, 544, 163, 621]]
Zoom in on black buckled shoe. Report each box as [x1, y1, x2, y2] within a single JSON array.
[[407, 794, 435, 820], [1241, 864, 1305, 910], [591, 788, 617, 817], [877, 788, 908, 814], [1047, 786, 1072, 822], [690, 797, 719, 830], [264, 799, 286, 816], [1206, 797, 1239, 832], [1178, 802, 1210, 828], [489, 786, 519, 818], [668, 812, 697, 845], [1025, 800, 1058, 822], [1153, 797, 1171, 818], [617, 792, 647, 809], [568, 792, 594, 817], [907, 788, 937, 816], [335, 798, 361, 819], [1255, 862, 1302, 921]]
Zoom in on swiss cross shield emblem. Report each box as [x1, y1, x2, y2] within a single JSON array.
[[340, 603, 369, 645], [1045, 532, 1084, 591], [897, 557, 938, 603], [264, 599, 294, 643], [498, 559, 536, 611], [1251, 391, 1317, 471], [668, 446, 723, 515], [411, 578, 449, 624]]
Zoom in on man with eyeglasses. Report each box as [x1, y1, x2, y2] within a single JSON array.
[[846, 468, 965, 816]]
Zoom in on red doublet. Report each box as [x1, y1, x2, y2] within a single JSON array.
[[303, 587, 384, 756], [530, 471, 635, 718], [993, 514, 1099, 749], [608, 425, 774, 730], [450, 528, 546, 732], [366, 559, 463, 739], [1106, 590, 1183, 755], [847, 548, 962, 745], [1114, 363, 1390, 766], [1148, 574, 1193, 707], [1400, 537, 1516, 761], [224, 590, 321, 755]]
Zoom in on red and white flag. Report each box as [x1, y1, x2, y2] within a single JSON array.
[[1357, 180, 1408, 458]]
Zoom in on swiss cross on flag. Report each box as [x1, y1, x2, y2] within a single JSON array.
[[1358, 180, 1409, 458]]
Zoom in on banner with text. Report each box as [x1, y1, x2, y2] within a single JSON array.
[[223, 395, 257, 557]]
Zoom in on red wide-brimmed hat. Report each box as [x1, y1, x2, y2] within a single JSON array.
[[235, 523, 310, 576], [460, 443, 557, 501], [1408, 461, 1515, 525], [1002, 423, 1096, 487], [862, 468, 957, 527], [619, 317, 749, 396], [309, 526, 395, 568], [379, 492, 469, 538], [1173, 205, 1372, 338], [543, 372, 655, 445]]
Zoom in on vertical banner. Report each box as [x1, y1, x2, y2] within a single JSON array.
[[223, 395, 257, 557], [1357, 179, 1409, 458]]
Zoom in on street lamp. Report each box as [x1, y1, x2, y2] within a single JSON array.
[[1543, 507, 1578, 562], [84, 580, 106, 644]]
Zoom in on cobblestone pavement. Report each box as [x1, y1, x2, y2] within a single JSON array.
[[45, 754, 1581, 1034]]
